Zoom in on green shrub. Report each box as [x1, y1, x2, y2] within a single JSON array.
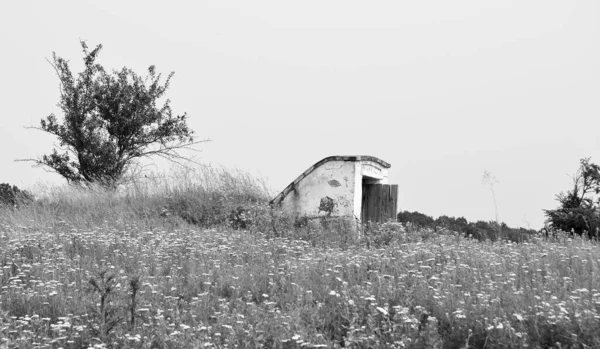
[[396, 210, 536, 243], [544, 158, 600, 238], [0, 183, 33, 208], [397, 211, 434, 227]]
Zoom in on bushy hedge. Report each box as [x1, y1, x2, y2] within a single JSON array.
[[397, 210, 537, 242], [543, 158, 600, 238], [0, 183, 33, 208]]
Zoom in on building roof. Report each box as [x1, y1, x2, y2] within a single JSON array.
[[270, 156, 391, 205]]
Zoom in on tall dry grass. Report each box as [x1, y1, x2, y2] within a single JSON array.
[[0, 166, 273, 230]]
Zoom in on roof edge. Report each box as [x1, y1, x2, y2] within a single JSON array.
[[269, 156, 391, 205]]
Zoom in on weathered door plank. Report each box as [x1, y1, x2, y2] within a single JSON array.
[[362, 184, 398, 223]]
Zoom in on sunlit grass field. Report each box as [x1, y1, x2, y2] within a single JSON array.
[[2, 169, 600, 348]]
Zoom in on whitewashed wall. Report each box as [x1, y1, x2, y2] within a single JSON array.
[[280, 159, 389, 220], [280, 160, 357, 217]]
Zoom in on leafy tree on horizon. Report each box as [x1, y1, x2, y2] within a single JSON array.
[[21, 41, 203, 187], [544, 158, 600, 237]]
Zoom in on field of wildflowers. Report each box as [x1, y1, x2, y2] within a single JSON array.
[[2, 170, 600, 348]]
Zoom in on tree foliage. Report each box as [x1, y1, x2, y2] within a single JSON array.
[[397, 211, 435, 227], [396, 211, 536, 242], [544, 158, 600, 237], [0, 183, 33, 208], [27, 41, 200, 187]]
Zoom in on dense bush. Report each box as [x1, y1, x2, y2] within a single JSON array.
[[397, 210, 536, 242], [544, 158, 600, 238], [155, 168, 272, 229], [397, 211, 435, 227], [435, 215, 469, 232], [0, 183, 33, 208]]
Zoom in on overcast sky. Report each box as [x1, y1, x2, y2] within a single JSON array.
[[1, 0, 599, 229]]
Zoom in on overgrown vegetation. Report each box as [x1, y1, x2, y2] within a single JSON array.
[[544, 157, 600, 238], [397, 210, 537, 242], [1, 167, 271, 231], [2, 168, 600, 348], [0, 183, 33, 209]]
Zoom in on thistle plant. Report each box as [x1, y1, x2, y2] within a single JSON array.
[[88, 270, 122, 342], [482, 170, 500, 232]]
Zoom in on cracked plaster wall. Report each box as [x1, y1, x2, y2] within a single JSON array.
[[280, 159, 389, 220], [280, 161, 356, 218]]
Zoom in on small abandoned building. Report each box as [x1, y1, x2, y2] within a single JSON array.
[[270, 156, 398, 224]]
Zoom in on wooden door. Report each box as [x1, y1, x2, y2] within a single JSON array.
[[361, 184, 398, 223]]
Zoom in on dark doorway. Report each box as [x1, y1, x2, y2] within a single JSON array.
[[361, 178, 398, 223]]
